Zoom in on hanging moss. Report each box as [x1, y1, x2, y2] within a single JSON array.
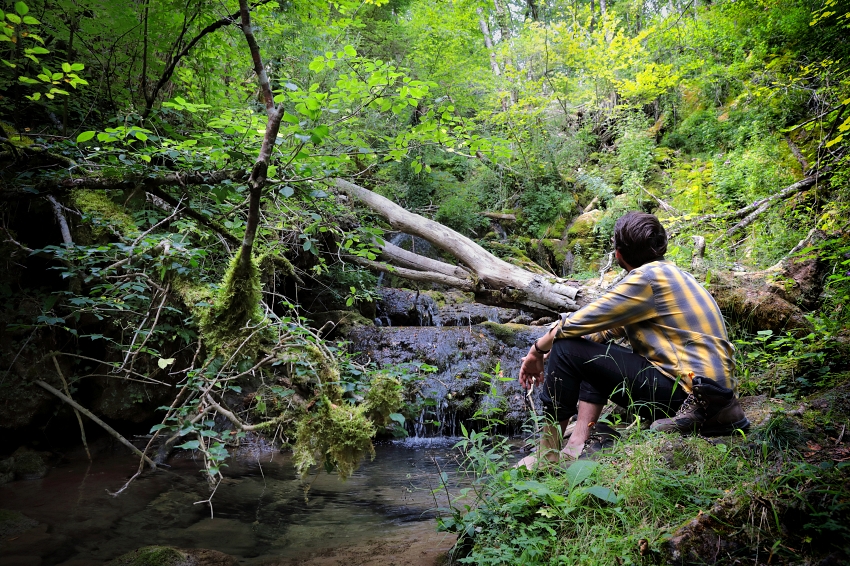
[[292, 397, 376, 480], [200, 251, 266, 357], [364, 375, 403, 427]]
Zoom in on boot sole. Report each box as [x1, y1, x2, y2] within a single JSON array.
[[700, 417, 750, 437]]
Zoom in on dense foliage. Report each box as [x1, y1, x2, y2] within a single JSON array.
[[1, 0, 849, 562]]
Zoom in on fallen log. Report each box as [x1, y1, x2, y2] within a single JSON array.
[[334, 178, 580, 312]]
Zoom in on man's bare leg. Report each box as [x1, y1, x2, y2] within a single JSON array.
[[561, 401, 605, 459], [516, 421, 568, 469]]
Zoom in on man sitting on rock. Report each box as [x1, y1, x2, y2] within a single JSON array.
[[517, 211, 748, 469]]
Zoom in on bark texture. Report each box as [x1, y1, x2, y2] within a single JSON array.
[[334, 178, 580, 312]]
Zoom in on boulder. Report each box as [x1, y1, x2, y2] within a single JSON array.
[[0, 456, 14, 485], [0, 509, 39, 538], [12, 447, 48, 480], [566, 209, 603, 239]]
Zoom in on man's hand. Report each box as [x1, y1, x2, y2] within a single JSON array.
[[519, 349, 546, 390]]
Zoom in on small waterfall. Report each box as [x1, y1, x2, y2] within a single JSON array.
[[376, 233, 411, 288]]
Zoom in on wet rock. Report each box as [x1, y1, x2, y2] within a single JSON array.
[[376, 288, 440, 327], [348, 322, 544, 433], [12, 447, 48, 480], [437, 302, 518, 326]]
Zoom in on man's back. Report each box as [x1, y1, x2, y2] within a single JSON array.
[[554, 260, 735, 390]]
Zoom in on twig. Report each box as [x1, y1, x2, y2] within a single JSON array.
[[194, 477, 222, 518], [52, 356, 91, 461], [46, 194, 74, 246], [597, 251, 615, 288], [837, 424, 845, 446], [35, 380, 157, 469]]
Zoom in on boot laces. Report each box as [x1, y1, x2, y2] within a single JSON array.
[[675, 393, 698, 417]]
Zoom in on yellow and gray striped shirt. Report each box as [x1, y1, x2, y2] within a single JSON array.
[[553, 260, 734, 391]]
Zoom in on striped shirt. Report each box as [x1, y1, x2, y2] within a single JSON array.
[[553, 260, 734, 391]]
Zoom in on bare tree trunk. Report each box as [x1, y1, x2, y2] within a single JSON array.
[[477, 8, 501, 77], [334, 179, 580, 312], [526, 0, 539, 20]]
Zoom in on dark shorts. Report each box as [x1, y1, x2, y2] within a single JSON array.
[[539, 338, 689, 423]]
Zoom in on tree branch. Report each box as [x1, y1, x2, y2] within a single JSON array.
[[35, 380, 157, 468], [668, 172, 825, 237], [141, 0, 272, 120], [239, 0, 274, 112], [46, 194, 73, 246]]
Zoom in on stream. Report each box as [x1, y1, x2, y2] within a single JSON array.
[[2, 271, 545, 565], [0, 438, 465, 565]]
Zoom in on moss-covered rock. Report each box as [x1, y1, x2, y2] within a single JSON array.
[[0, 509, 39, 537], [567, 209, 603, 239], [480, 322, 531, 348], [70, 190, 139, 242], [107, 546, 237, 566], [12, 447, 47, 480]]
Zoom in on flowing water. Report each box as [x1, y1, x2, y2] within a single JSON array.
[[0, 439, 465, 565]]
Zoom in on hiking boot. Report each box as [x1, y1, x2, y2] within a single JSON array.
[[578, 421, 620, 459], [650, 376, 750, 436]]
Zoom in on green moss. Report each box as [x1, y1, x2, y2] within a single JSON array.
[[70, 190, 138, 238], [481, 322, 530, 347], [567, 209, 603, 239], [171, 278, 214, 318], [292, 397, 376, 480], [200, 251, 266, 357], [365, 375, 403, 427], [107, 546, 190, 566]]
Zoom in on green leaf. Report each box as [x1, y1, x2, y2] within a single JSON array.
[[344, 44, 357, 57], [62, 62, 71, 73], [18, 75, 39, 84], [583, 485, 621, 504], [157, 357, 175, 369], [303, 239, 312, 252], [14, 2, 28, 16], [135, 131, 148, 141], [825, 134, 844, 148], [6, 13, 21, 24], [22, 15, 38, 25], [70, 62, 84, 71], [308, 57, 325, 72], [149, 424, 169, 433], [280, 185, 294, 197], [176, 440, 200, 450], [564, 459, 598, 488], [389, 412, 405, 424]]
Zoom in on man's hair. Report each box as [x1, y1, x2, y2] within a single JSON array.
[[613, 212, 667, 267]]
